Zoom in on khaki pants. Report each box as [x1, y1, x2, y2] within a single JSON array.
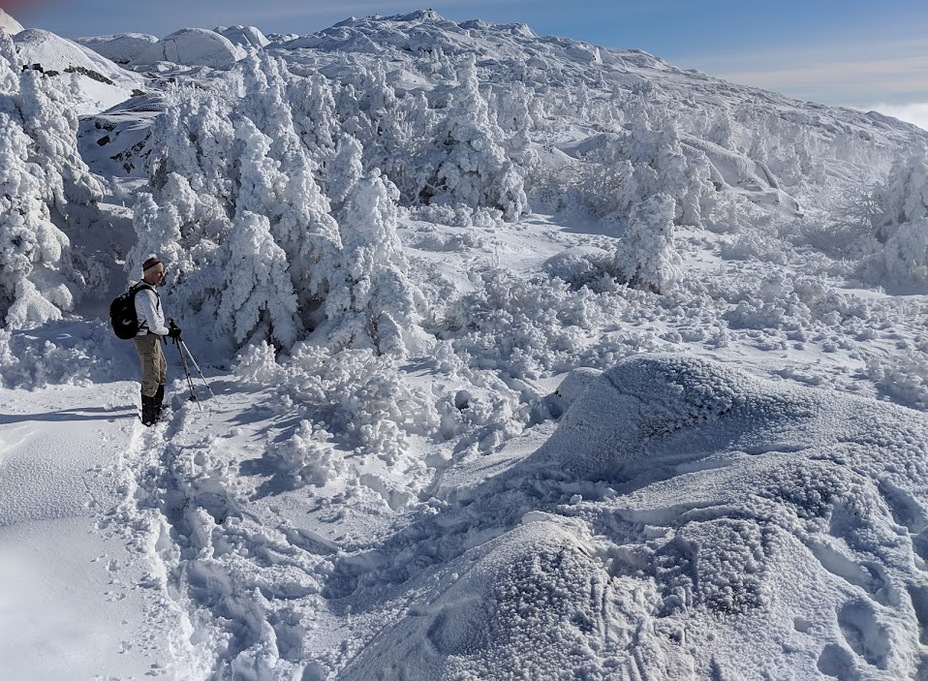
[[133, 333, 167, 397]]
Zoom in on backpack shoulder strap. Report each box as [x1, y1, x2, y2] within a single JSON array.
[[131, 282, 157, 331]]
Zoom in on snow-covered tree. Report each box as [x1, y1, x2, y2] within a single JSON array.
[[417, 57, 527, 220], [882, 218, 928, 290], [326, 135, 364, 212], [0, 33, 103, 328], [231, 117, 283, 220], [319, 170, 426, 355], [621, 99, 707, 227], [870, 145, 928, 290], [148, 87, 237, 213], [237, 55, 303, 162], [272, 151, 342, 330], [214, 211, 300, 349], [0, 112, 73, 327], [17, 70, 102, 216], [289, 73, 339, 164], [613, 193, 681, 293], [874, 146, 928, 242]]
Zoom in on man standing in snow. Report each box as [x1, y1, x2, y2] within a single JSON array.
[[134, 256, 181, 426]]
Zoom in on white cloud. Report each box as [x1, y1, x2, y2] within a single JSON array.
[[868, 102, 928, 132]]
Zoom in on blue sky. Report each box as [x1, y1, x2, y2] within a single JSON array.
[[5, 0, 928, 125]]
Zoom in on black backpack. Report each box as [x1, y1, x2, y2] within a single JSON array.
[[109, 283, 153, 339]]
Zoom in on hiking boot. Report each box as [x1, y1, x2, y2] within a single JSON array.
[[154, 384, 165, 422], [141, 393, 157, 426]]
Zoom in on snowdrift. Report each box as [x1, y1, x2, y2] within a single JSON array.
[[338, 354, 928, 680]]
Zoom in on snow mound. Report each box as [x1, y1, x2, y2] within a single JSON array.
[[340, 518, 607, 680], [216, 25, 269, 50], [0, 8, 23, 35], [75, 33, 158, 65], [130, 28, 246, 68], [12, 29, 145, 113], [525, 353, 925, 483], [332, 354, 928, 679]]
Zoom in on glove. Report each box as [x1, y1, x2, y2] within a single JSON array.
[[168, 320, 182, 343]]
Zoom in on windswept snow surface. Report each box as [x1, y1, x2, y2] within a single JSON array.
[[3, 9, 928, 681]]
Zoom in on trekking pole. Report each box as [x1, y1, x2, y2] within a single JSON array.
[[174, 340, 201, 407], [179, 339, 218, 402], [169, 321, 201, 408]]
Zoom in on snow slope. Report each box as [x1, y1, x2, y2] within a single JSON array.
[[0, 8, 23, 35], [12, 28, 145, 114], [2, 9, 928, 681]]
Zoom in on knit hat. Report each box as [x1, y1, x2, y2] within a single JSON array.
[[142, 256, 163, 273]]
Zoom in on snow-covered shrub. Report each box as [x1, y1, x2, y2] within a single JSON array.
[[543, 246, 616, 292], [881, 150, 928, 235], [284, 346, 439, 461], [268, 420, 342, 488], [856, 145, 928, 291], [446, 268, 628, 380], [881, 217, 928, 291], [865, 351, 928, 410], [612, 193, 682, 293], [231, 340, 287, 387], [720, 230, 789, 265], [873, 146, 928, 239]]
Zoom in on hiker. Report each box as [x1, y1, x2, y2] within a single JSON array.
[[134, 256, 181, 426]]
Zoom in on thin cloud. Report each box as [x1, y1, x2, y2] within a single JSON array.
[[719, 57, 928, 103], [681, 36, 928, 108]]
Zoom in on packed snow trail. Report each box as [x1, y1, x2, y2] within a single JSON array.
[[0, 382, 186, 679]]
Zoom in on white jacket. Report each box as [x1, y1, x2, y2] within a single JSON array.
[[134, 285, 169, 336]]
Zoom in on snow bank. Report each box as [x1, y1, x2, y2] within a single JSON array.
[[0, 321, 138, 389]]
